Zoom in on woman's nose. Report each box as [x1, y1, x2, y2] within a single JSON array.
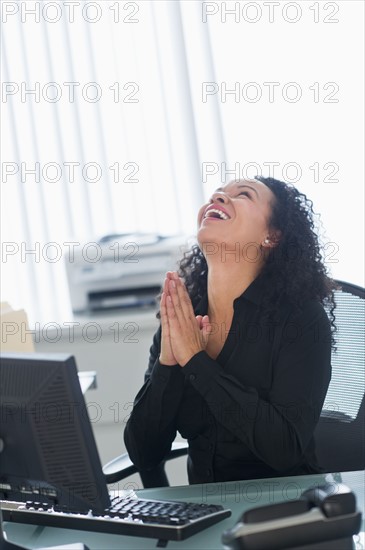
[[210, 191, 228, 204]]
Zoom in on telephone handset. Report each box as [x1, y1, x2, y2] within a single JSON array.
[[222, 483, 362, 550]]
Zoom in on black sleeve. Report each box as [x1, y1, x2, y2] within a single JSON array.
[[123, 325, 185, 470], [181, 301, 332, 472]]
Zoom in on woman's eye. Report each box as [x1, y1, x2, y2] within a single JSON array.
[[238, 191, 250, 198]]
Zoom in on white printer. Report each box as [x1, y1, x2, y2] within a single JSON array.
[[65, 234, 190, 314]]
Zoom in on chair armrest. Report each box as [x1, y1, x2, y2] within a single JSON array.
[[103, 441, 188, 484]]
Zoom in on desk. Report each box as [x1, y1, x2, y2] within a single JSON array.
[[4, 471, 364, 550]]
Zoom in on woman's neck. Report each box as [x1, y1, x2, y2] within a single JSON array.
[[206, 259, 262, 319]]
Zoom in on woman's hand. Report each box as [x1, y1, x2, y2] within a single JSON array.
[[159, 273, 178, 365], [165, 272, 211, 367]]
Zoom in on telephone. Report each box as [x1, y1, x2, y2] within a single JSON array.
[[222, 483, 362, 550]]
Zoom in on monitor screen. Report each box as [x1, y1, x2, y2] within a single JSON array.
[[0, 352, 110, 513]]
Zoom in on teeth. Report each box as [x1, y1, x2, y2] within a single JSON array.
[[205, 208, 229, 220]]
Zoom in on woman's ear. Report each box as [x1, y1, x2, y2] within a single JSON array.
[[262, 230, 281, 248], [269, 229, 282, 247]]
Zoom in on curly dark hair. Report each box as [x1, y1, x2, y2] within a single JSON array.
[[170, 176, 339, 349]]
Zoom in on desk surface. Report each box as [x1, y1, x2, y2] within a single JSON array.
[[4, 470, 365, 550]]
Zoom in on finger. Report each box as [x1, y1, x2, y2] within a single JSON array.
[[160, 292, 170, 336], [196, 315, 203, 329], [166, 294, 181, 335], [202, 314, 210, 326], [160, 288, 166, 309], [201, 315, 212, 332], [165, 271, 178, 284], [168, 278, 189, 324], [201, 315, 212, 345], [161, 292, 172, 330], [175, 277, 195, 320], [163, 277, 169, 296]]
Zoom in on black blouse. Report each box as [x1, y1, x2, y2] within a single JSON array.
[[124, 275, 332, 484]]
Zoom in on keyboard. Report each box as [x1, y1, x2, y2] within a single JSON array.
[[1, 494, 231, 544]]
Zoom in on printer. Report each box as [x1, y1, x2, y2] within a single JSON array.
[[65, 234, 190, 314]]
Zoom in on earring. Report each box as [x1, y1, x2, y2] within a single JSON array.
[[264, 238, 270, 244]]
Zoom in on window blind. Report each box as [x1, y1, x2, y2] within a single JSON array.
[[1, 0, 224, 327]]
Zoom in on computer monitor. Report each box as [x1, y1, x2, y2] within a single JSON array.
[[0, 352, 110, 513]]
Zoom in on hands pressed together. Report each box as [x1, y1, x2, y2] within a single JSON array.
[[159, 271, 211, 367]]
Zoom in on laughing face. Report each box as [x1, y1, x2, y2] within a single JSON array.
[[197, 178, 279, 253]]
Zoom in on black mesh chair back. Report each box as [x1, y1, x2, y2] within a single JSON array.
[[314, 280, 365, 473]]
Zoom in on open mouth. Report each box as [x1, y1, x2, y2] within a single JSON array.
[[203, 207, 230, 221]]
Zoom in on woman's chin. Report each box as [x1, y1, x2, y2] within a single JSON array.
[[197, 226, 227, 248]]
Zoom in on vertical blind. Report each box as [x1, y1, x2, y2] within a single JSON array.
[[1, 0, 224, 326]]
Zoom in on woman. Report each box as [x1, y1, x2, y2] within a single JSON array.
[[124, 176, 337, 483]]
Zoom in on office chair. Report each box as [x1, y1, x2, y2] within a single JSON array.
[[313, 280, 365, 473], [103, 441, 188, 488], [103, 280, 365, 487]]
